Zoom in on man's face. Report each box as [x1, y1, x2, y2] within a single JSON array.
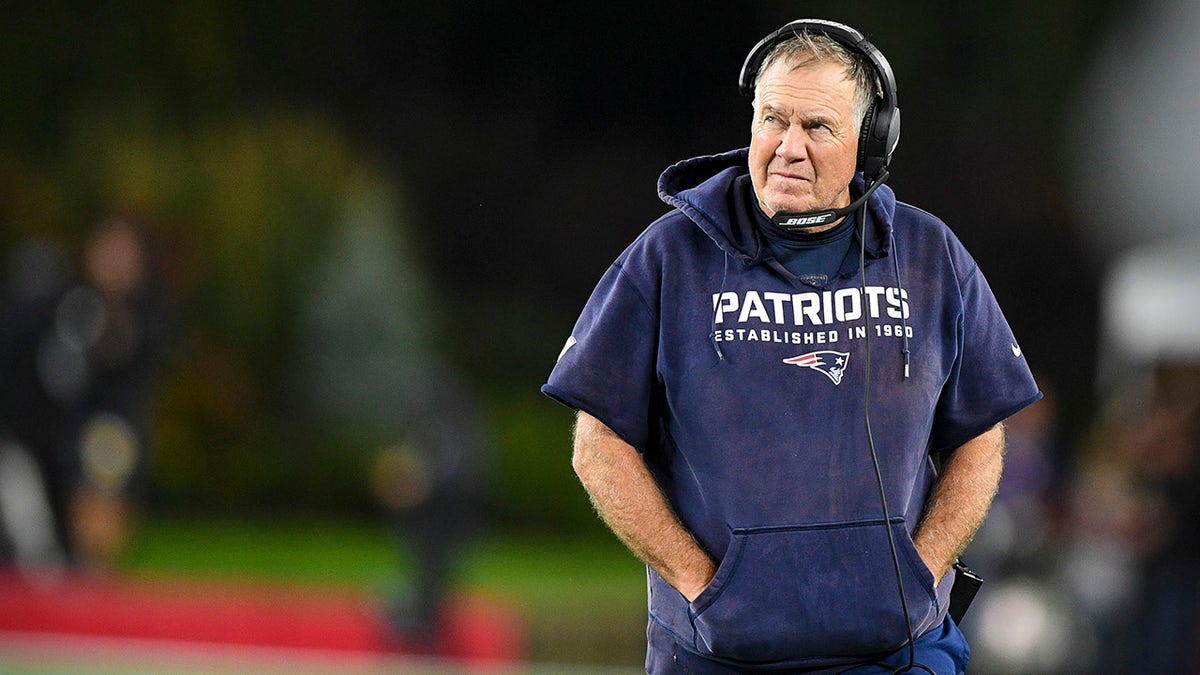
[[748, 58, 860, 221]]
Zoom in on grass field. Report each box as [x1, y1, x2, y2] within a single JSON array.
[[114, 514, 649, 669]]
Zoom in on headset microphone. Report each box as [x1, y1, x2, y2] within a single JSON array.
[[771, 169, 890, 231]]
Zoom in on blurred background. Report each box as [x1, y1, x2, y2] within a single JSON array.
[[1, 1, 1198, 673]]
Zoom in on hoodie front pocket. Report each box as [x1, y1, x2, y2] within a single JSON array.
[[689, 519, 939, 664]]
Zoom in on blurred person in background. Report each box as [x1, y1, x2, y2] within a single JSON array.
[[958, 376, 1099, 674], [0, 238, 74, 569], [965, 373, 1065, 575], [0, 214, 171, 572], [369, 372, 490, 648], [1051, 362, 1200, 673], [295, 186, 492, 650], [1110, 363, 1200, 672]]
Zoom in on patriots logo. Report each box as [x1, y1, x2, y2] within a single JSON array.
[[783, 350, 850, 385]]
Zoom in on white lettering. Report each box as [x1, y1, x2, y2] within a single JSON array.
[[712, 292, 739, 324], [834, 288, 862, 322], [707, 287, 916, 344], [863, 286, 886, 318], [780, 214, 830, 226], [738, 291, 770, 323], [876, 324, 915, 338], [763, 292, 791, 324], [794, 292, 822, 326], [886, 287, 910, 319]]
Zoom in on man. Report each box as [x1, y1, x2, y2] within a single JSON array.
[[0, 216, 169, 571], [543, 19, 1040, 673]]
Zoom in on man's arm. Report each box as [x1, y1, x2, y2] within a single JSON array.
[[571, 410, 717, 601], [912, 423, 1006, 584]]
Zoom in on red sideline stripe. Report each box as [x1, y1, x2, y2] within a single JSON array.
[[0, 569, 524, 661]]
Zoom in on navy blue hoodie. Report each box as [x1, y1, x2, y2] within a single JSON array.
[[543, 148, 1041, 669]]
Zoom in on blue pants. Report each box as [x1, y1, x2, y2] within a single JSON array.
[[647, 616, 969, 674]]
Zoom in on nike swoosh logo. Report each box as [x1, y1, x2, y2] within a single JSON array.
[[557, 336, 578, 362], [1011, 343, 1022, 357]]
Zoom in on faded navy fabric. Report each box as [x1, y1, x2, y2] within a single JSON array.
[[543, 148, 1040, 671], [647, 615, 969, 673], [748, 175, 857, 288]]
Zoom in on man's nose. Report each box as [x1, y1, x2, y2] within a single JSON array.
[[776, 126, 808, 161]]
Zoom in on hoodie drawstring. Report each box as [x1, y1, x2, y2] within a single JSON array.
[[710, 252, 730, 361], [858, 194, 910, 381], [889, 230, 911, 379]]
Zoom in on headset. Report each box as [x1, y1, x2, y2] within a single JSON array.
[[738, 18, 900, 184], [740, 21, 934, 674]]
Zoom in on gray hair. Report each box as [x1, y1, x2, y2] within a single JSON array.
[[753, 31, 879, 129]]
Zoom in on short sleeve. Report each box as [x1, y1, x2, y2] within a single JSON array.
[[541, 260, 659, 451], [930, 263, 1042, 453]]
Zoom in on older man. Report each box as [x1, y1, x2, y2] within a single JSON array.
[[544, 19, 1040, 673]]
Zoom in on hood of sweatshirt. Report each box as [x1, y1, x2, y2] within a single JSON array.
[[655, 147, 897, 272]]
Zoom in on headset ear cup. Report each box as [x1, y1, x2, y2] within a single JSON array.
[[857, 101, 878, 174]]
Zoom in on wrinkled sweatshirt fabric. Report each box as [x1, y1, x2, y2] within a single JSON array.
[[543, 148, 1041, 670]]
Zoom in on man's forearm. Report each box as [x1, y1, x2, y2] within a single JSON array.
[[912, 423, 1006, 583], [572, 411, 716, 601]]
